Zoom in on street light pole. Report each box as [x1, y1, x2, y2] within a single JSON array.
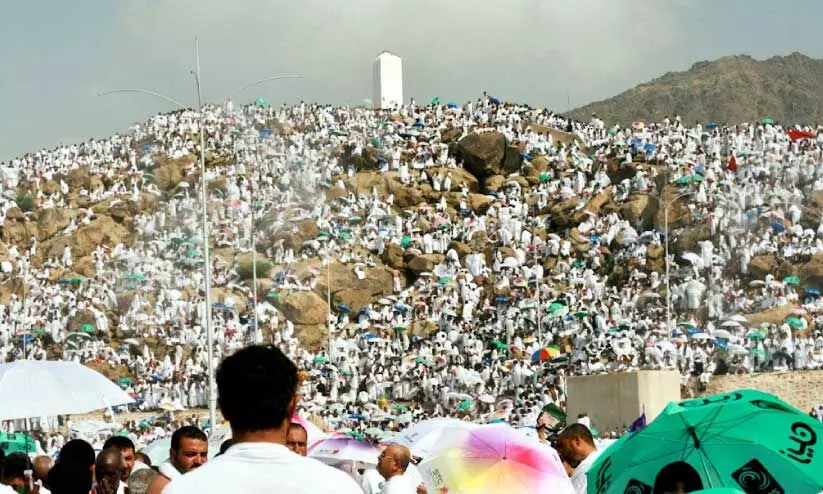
[[192, 37, 218, 435], [98, 37, 302, 435]]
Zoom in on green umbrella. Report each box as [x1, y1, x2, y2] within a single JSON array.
[[0, 433, 36, 455], [785, 317, 804, 330], [761, 117, 775, 125], [392, 403, 408, 412], [313, 356, 327, 365], [693, 174, 704, 182], [437, 277, 451, 286], [401, 235, 412, 248], [746, 331, 765, 341], [142, 172, 154, 180], [70, 276, 84, 283], [265, 292, 280, 300], [170, 237, 185, 246], [316, 231, 331, 239], [255, 97, 267, 107], [187, 248, 200, 258], [81, 324, 95, 333], [339, 231, 353, 240], [431, 97, 440, 105], [458, 399, 473, 411], [349, 216, 362, 224], [574, 311, 589, 318], [783, 276, 800, 285], [587, 389, 823, 494], [677, 176, 693, 185], [32, 327, 45, 334], [491, 340, 508, 351], [539, 172, 552, 184]]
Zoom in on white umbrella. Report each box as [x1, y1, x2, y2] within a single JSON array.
[[0, 360, 134, 420], [720, 320, 743, 328], [728, 315, 748, 323], [395, 418, 479, 458], [713, 329, 732, 340], [310, 437, 381, 465]]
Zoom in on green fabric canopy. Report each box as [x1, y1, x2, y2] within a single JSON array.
[[587, 389, 823, 494]]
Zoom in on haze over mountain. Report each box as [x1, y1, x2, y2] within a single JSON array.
[[569, 52, 823, 126]]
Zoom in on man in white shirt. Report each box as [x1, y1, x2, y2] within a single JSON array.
[[164, 345, 363, 494], [376, 445, 422, 494], [556, 424, 601, 494]]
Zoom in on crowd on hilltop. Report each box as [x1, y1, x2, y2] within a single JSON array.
[[2, 94, 823, 446]]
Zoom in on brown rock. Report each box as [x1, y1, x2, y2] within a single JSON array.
[[749, 255, 777, 280], [484, 175, 506, 193], [6, 207, 24, 222], [394, 186, 424, 208], [468, 193, 493, 214], [42, 181, 59, 195], [440, 127, 462, 144], [406, 254, 445, 275], [153, 156, 191, 190], [382, 244, 405, 270], [36, 208, 73, 239], [502, 144, 523, 175], [457, 132, 507, 180], [295, 219, 319, 243], [42, 215, 130, 262], [274, 291, 329, 326], [1, 222, 38, 246], [447, 241, 472, 258], [66, 167, 91, 190]]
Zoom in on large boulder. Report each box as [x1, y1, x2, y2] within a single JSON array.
[[382, 244, 405, 270], [1, 222, 38, 246], [457, 132, 507, 180], [153, 156, 191, 190], [339, 145, 381, 172], [313, 263, 395, 309], [428, 167, 479, 193], [621, 194, 658, 229], [393, 186, 424, 208], [41, 215, 130, 262], [274, 291, 328, 326], [749, 255, 777, 280], [66, 167, 91, 190], [468, 194, 494, 214], [406, 254, 445, 276]]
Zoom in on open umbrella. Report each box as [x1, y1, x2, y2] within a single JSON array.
[[255, 97, 267, 107], [783, 276, 800, 286], [587, 390, 823, 494], [395, 418, 480, 458], [309, 437, 380, 465], [531, 346, 561, 362], [0, 361, 134, 420], [419, 424, 574, 494], [761, 117, 775, 125], [785, 317, 805, 330]]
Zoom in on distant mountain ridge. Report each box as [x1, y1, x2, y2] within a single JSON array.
[[569, 52, 823, 126]]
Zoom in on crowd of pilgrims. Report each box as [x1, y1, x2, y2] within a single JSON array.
[[2, 94, 823, 447]]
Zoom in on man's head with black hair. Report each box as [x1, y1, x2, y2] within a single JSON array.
[[1, 452, 32, 490], [556, 423, 597, 468], [216, 345, 298, 437], [102, 436, 135, 481], [654, 461, 704, 493], [58, 439, 95, 469], [168, 426, 208, 474]]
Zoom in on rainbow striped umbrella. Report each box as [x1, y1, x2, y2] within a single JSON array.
[[419, 425, 573, 494], [530, 346, 561, 362]]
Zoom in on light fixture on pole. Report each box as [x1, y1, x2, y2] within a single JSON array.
[[98, 37, 302, 435]]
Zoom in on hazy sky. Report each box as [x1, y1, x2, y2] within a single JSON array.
[[2, 0, 823, 161]]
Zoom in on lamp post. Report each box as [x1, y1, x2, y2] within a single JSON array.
[[98, 37, 301, 435], [632, 190, 695, 333]]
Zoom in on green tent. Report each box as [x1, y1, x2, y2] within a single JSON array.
[[0, 433, 35, 455], [255, 97, 267, 107], [587, 389, 823, 493]]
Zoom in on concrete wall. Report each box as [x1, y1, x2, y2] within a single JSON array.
[[567, 371, 681, 432], [699, 370, 823, 412], [373, 52, 403, 109]]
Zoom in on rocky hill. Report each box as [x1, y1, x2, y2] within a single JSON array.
[[569, 52, 823, 125]]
